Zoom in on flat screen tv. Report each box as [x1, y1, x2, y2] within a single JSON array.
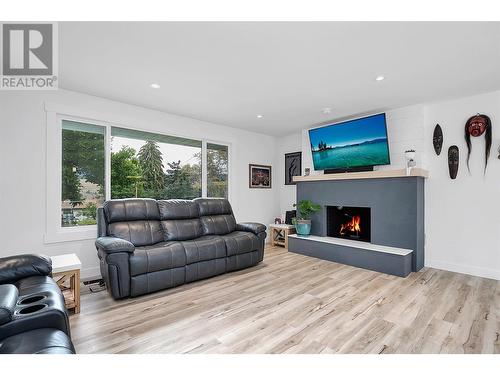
[[308, 113, 390, 172]]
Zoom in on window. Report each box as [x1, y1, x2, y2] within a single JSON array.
[[207, 143, 228, 198], [110, 127, 202, 200], [61, 120, 105, 227], [49, 111, 231, 240]]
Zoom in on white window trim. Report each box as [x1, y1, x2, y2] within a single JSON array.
[[205, 139, 231, 199], [45, 112, 110, 243], [45, 106, 232, 244], [201, 141, 207, 198]]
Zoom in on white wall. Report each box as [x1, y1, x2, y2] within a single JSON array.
[[275, 133, 302, 217], [423, 91, 500, 280], [301, 105, 426, 174], [291, 90, 500, 280], [0, 89, 278, 279]]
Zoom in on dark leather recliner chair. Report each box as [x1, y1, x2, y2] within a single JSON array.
[[96, 198, 267, 299], [0, 255, 75, 354]]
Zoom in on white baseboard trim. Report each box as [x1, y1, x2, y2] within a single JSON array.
[[425, 259, 500, 281]]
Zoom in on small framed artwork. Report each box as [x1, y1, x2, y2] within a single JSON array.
[[249, 164, 272, 188], [285, 151, 302, 185]]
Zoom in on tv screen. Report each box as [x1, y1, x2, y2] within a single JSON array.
[[308, 113, 390, 171]]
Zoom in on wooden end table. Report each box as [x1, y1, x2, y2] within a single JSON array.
[[269, 224, 296, 250], [51, 254, 82, 314]]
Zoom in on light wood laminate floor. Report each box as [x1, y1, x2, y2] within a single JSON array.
[[70, 246, 500, 354]]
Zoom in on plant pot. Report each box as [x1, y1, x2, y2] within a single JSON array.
[[295, 219, 312, 236]]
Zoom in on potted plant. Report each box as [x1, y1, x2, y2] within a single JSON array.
[[292, 200, 321, 236]]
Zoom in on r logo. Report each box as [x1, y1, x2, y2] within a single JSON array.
[[2, 23, 53, 75]]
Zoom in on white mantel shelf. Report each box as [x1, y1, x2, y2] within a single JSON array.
[[293, 168, 428, 183], [288, 234, 413, 256]]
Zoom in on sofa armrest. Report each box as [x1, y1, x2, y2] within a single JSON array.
[[95, 237, 135, 254], [236, 222, 267, 235], [0, 285, 18, 326], [0, 255, 52, 284]]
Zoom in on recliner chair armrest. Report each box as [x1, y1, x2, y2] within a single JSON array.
[[95, 237, 135, 254], [236, 222, 267, 235], [0, 284, 18, 325], [0, 254, 52, 284]]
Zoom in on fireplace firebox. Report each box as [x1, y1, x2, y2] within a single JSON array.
[[327, 206, 371, 243]]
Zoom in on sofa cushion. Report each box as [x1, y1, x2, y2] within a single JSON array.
[[0, 328, 75, 354], [108, 221, 163, 247], [160, 219, 203, 241], [158, 200, 203, 241], [226, 251, 261, 272], [158, 199, 200, 220], [199, 215, 237, 236], [220, 231, 261, 256], [129, 242, 186, 276], [195, 198, 233, 216], [0, 285, 18, 325], [182, 235, 226, 264], [0, 276, 72, 339], [104, 198, 160, 223], [195, 198, 236, 235], [185, 259, 226, 283], [104, 199, 163, 246], [0, 254, 52, 284], [130, 267, 185, 297]]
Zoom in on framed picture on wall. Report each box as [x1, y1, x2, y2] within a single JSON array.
[[249, 164, 272, 188], [285, 151, 302, 185]]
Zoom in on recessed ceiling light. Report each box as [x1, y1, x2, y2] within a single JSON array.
[[322, 107, 332, 114], [150, 83, 161, 89], [256, 115, 263, 119], [375, 76, 385, 82]]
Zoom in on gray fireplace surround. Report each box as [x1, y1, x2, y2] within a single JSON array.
[[288, 176, 425, 277]]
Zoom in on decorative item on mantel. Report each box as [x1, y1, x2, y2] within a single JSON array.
[[433, 124, 443, 155], [404, 149, 416, 176], [292, 200, 321, 236], [304, 168, 311, 176], [448, 145, 459, 180]]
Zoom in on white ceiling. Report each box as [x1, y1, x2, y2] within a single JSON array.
[[59, 22, 500, 136]]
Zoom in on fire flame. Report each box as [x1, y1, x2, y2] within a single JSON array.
[[340, 215, 361, 236]]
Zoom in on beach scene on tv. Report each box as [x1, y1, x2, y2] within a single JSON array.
[[309, 114, 390, 170]]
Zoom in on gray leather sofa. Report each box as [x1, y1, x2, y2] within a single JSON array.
[[96, 198, 267, 299], [0, 255, 75, 354]]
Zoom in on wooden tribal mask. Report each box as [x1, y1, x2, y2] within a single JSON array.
[[464, 114, 492, 173]]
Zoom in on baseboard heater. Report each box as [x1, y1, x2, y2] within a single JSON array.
[[288, 234, 413, 277]]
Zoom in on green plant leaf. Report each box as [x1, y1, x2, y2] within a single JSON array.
[[294, 200, 321, 220]]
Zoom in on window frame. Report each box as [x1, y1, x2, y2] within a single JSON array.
[[45, 108, 231, 244], [206, 141, 230, 199]]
